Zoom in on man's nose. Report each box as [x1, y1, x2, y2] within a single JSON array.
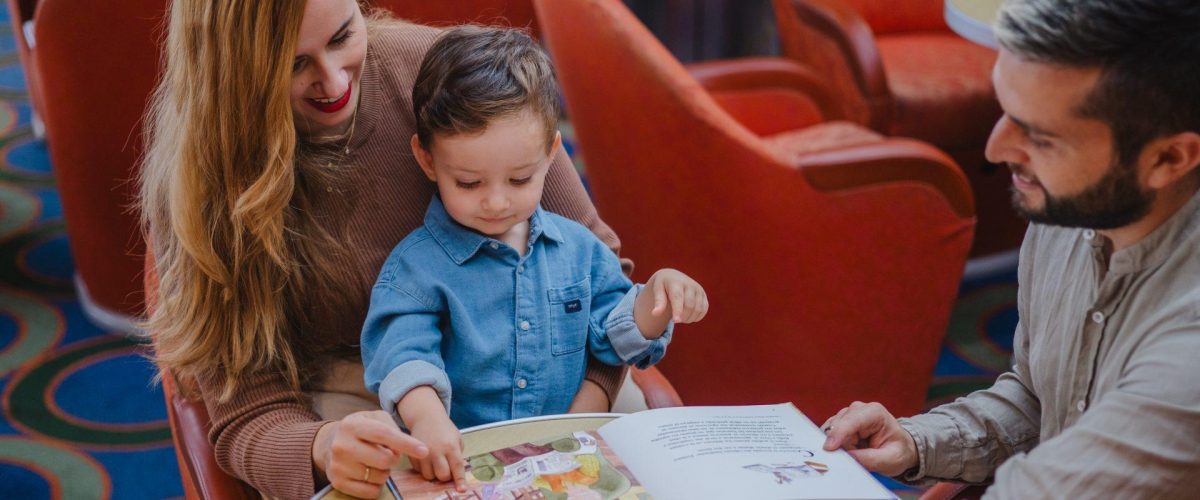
[[984, 115, 1027, 167]]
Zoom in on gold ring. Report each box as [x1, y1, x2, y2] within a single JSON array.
[[363, 466, 372, 483]]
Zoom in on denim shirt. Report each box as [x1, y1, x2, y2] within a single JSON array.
[[361, 197, 672, 428]]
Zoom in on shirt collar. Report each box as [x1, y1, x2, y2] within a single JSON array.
[[1100, 188, 1200, 275], [423, 196, 564, 265]]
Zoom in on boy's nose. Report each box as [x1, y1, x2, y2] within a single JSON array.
[[482, 191, 509, 212]]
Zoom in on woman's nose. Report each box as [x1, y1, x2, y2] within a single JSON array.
[[310, 57, 347, 97]]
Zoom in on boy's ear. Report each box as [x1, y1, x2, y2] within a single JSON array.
[[410, 134, 437, 182], [549, 130, 562, 155]]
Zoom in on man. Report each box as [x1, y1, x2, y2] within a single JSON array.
[[819, 0, 1200, 497]]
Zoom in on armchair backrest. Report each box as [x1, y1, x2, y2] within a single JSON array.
[[838, 0, 947, 35], [368, 0, 539, 38], [535, 0, 974, 420], [33, 0, 164, 318]]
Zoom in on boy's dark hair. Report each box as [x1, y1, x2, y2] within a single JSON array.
[[412, 25, 560, 151], [996, 0, 1200, 167]]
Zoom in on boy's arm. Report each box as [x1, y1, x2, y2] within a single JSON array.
[[585, 243, 674, 369], [361, 281, 452, 421]]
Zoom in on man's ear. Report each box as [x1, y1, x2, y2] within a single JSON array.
[[1144, 131, 1200, 190], [411, 134, 437, 182]]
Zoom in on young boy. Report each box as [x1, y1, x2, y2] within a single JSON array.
[[360, 26, 708, 488]]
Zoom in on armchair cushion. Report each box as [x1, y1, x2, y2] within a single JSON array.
[[762, 121, 884, 164], [878, 34, 1000, 149]]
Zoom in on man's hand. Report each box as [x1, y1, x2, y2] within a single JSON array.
[[821, 401, 919, 477], [312, 410, 429, 499]]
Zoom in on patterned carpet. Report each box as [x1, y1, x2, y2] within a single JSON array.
[[0, 6, 1017, 500]]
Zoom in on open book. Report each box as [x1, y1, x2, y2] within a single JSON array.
[[316, 404, 897, 500]]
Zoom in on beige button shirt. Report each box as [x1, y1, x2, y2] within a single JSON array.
[[899, 190, 1200, 499]]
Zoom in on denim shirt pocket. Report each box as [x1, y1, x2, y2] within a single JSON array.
[[547, 277, 591, 356]]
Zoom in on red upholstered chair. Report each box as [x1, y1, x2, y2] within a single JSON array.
[[26, 0, 165, 330], [23, 0, 539, 334], [5, 0, 46, 137], [145, 252, 683, 499], [368, 0, 540, 38], [534, 0, 975, 422], [920, 482, 990, 500], [772, 0, 1022, 256]]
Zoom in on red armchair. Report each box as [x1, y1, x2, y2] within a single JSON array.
[[25, 0, 164, 330], [369, 0, 539, 37], [534, 0, 975, 422], [772, 0, 1021, 256], [21, 0, 538, 333]]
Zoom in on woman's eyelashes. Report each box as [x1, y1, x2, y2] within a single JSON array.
[[290, 30, 355, 73], [330, 29, 354, 48]]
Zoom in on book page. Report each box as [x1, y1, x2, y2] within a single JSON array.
[[597, 404, 896, 500], [388, 430, 648, 499]]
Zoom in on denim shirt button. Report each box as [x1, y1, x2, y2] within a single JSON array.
[[516, 378, 528, 389], [490, 242, 500, 250], [517, 265, 525, 273], [519, 320, 531, 331]]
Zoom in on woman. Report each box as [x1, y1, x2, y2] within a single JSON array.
[[138, 1, 628, 498]]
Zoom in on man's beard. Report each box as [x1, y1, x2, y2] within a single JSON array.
[[1010, 159, 1154, 229]]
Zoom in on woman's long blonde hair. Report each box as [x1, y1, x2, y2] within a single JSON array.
[[140, 0, 347, 401]]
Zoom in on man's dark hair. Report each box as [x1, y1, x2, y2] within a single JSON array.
[[996, 0, 1200, 166], [411, 25, 560, 151]]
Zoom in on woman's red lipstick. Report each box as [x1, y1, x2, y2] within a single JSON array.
[[307, 81, 352, 113]]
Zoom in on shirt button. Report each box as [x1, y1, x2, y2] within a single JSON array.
[[517, 265, 525, 273], [519, 320, 530, 331], [1091, 311, 1105, 324], [516, 378, 527, 389], [1077, 400, 1087, 412], [490, 242, 500, 249], [1083, 229, 1096, 240]]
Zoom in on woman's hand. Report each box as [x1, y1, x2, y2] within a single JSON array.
[[312, 410, 428, 499], [406, 410, 466, 491]]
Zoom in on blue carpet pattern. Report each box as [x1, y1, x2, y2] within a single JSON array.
[[0, 6, 1016, 499]]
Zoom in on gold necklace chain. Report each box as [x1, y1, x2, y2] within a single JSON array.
[[342, 101, 359, 155]]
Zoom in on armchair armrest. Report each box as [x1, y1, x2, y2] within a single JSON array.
[[147, 248, 258, 500], [919, 482, 990, 500], [687, 57, 840, 135], [796, 138, 975, 218], [630, 367, 683, 409], [780, 0, 892, 130], [163, 373, 259, 500]]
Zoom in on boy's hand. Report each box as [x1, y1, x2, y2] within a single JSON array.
[[407, 411, 467, 491], [648, 268, 708, 324]]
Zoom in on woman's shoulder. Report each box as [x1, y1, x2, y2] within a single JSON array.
[[367, 19, 443, 61]]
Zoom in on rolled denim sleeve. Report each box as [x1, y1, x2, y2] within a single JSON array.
[[582, 242, 672, 368], [594, 284, 672, 368], [361, 282, 452, 417]]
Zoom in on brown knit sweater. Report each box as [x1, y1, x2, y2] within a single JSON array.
[[200, 23, 627, 499]]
